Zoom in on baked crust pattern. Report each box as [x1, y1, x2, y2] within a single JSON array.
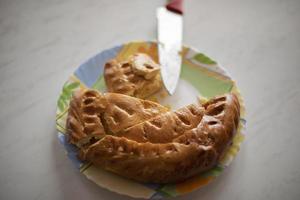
[[66, 89, 240, 183], [104, 53, 162, 98]]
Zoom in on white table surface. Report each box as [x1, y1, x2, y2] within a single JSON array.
[[1, 0, 300, 199]]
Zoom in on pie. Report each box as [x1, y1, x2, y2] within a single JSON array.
[[104, 53, 162, 98], [66, 89, 240, 183], [66, 89, 168, 147]]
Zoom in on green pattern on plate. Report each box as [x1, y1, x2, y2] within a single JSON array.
[[201, 166, 224, 177], [57, 82, 80, 112], [181, 63, 233, 98], [159, 185, 177, 197], [193, 53, 217, 64]]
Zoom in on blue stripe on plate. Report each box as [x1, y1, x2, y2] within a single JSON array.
[[143, 183, 161, 190], [150, 192, 166, 199], [74, 45, 122, 87], [58, 132, 84, 169]]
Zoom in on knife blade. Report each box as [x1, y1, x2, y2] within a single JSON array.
[[157, 0, 183, 95]]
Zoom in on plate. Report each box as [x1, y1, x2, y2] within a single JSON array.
[[56, 41, 246, 199]]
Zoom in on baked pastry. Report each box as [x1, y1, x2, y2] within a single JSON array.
[[66, 90, 105, 147], [104, 53, 162, 98], [66, 89, 240, 183], [116, 104, 205, 143], [66, 90, 168, 147]]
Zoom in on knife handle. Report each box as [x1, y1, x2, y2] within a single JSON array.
[[166, 0, 183, 15]]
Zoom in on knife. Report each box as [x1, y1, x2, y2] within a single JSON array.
[[157, 0, 183, 95]]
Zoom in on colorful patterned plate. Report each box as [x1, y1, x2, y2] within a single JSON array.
[[56, 41, 246, 199]]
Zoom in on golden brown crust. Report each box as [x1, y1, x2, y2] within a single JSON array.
[[116, 104, 205, 143], [66, 90, 106, 147], [83, 136, 217, 183], [101, 93, 169, 134], [129, 53, 160, 79], [104, 53, 162, 98], [66, 90, 240, 183], [66, 89, 168, 147]]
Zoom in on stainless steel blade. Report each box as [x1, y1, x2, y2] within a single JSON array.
[[157, 7, 183, 95]]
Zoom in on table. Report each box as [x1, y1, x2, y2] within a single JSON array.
[[1, 0, 299, 199]]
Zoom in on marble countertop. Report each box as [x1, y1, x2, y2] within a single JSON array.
[[1, 0, 300, 199]]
